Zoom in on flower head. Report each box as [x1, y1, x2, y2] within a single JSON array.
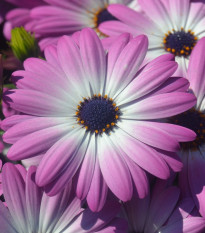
[[168, 37, 205, 217], [22, 0, 137, 50], [2, 29, 196, 211], [0, 163, 127, 233], [99, 0, 205, 76]]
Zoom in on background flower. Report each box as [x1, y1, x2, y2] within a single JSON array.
[[169, 37, 205, 218], [21, 0, 138, 50], [99, 0, 205, 77], [0, 163, 127, 233]]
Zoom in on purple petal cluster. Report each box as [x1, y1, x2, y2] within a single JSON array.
[[0, 0, 204, 233]]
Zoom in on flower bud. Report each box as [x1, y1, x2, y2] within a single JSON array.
[[9, 27, 40, 62]]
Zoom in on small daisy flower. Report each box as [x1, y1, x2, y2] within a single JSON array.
[[2, 29, 196, 211], [99, 0, 205, 77], [0, 163, 127, 233], [25, 0, 138, 50], [168, 37, 205, 216], [122, 179, 205, 233]]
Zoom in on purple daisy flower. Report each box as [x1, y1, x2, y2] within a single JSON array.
[[168, 38, 205, 216], [122, 179, 205, 233], [25, 0, 138, 50], [99, 0, 205, 77], [0, 163, 127, 233], [2, 29, 196, 211]]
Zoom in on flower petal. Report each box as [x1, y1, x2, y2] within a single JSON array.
[[87, 157, 108, 212], [187, 37, 205, 108], [118, 120, 180, 152], [36, 128, 86, 187], [116, 61, 178, 105], [98, 135, 133, 201], [110, 128, 170, 179], [123, 92, 196, 119], [6, 124, 72, 160], [80, 28, 106, 94], [25, 166, 42, 233], [0, 201, 17, 233], [74, 136, 96, 200], [144, 187, 180, 233], [139, 0, 173, 30], [108, 35, 148, 98], [2, 163, 28, 233]]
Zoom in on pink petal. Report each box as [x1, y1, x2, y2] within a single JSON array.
[[119, 120, 180, 152], [6, 124, 71, 160], [80, 28, 106, 94], [36, 129, 86, 187], [109, 129, 170, 179], [75, 136, 96, 200], [2, 163, 28, 232], [123, 92, 196, 119], [38, 183, 73, 232], [26, 166, 42, 232], [117, 61, 178, 105], [107, 4, 160, 34], [98, 136, 133, 201], [139, 0, 173, 30], [3, 89, 72, 117], [0, 201, 16, 233], [106, 33, 131, 84], [99, 21, 139, 36], [52, 197, 83, 233], [57, 35, 90, 97], [123, 154, 148, 198], [3, 117, 70, 143], [108, 35, 148, 98], [87, 158, 108, 212], [188, 38, 205, 107], [1, 115, 34, 131], [156, 149, 182, 172], [136, 121, 196, 142], [151, 77, 189, 95], [44, 44, 59, 67]]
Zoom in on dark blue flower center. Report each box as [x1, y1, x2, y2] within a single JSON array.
[[163, 29, 197, 57], [96, 8, 118, 26], [76, 95, 120, 134], [169, 108, 205, 151]]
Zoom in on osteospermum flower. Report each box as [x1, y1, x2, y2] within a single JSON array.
[[99, 0, 205, 77], [25, 0, 138, 50], [2, 29, 196, 211], [0, 163, 127, 233], [122, 179, 205, 233], [168, 38, 205, 216]]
